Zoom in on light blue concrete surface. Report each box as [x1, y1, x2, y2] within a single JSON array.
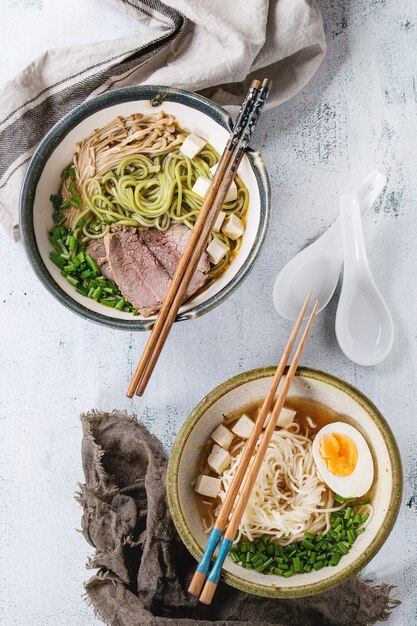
[[0, 1, 416, 624]]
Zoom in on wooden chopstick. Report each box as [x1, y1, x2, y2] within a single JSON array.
[[199, 299, 319, 605], [126, 80, 261, 398], [134, 79, 272, 396], [127, 79, 271, 398], [187, 291, 312, 596], [135, 149, 250, 395]]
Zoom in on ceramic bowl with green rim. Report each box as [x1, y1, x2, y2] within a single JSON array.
[[167, 366, 402, 598], [20, 85, 270, 331]]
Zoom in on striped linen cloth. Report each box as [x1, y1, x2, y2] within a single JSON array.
[[0, 0, 325, 240]]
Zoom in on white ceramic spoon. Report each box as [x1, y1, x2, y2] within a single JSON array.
[[335, 194, 394, 366], [272, 171, 387, 321]]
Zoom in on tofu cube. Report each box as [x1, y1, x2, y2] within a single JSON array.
[[277, 407, 297, 428], [180, 133, 207, 159], [213, 210, 226, 232], [206, 236, 229, 265], [192, 176, 210, 198], [263, 407, 297, 429], [194, 474, 221, 498], [232, 414, 254, 439], [211, 424, 234, 450], [207, 444, 231, 474], [210, 164, 237, 202], [222, 214, 244, 240]]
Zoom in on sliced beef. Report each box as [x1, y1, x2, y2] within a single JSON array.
[[104, 229, 170, 316], [103, 224, 209, 316], [85, 239, 114, 282], [138, 224, 209, 298]]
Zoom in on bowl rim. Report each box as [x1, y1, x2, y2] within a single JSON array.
[[167, 365, 403, 598], [19, 85, 270, 331]]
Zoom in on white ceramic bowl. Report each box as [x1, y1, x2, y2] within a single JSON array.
[[20, 86, 270, 330], [167, 366, 402, 598]]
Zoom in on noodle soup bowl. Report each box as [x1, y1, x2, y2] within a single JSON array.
[[167, 366, 402, 598], [20, 86, 270, 330]]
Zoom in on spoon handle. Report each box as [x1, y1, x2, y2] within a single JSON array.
[[340, 194, 369, 276], [313, 170, 387, 252], [356, 170, 387, 216]]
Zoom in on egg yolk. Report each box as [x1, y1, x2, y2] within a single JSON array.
[[319, 433, 358, 477]]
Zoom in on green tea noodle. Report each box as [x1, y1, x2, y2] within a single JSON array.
[[62, 112, 250, 278]]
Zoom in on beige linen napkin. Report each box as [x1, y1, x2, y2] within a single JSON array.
[[78, 409, 399, 626], [0, 0, 325, 241]]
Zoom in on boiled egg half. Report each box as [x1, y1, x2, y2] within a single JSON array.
[[312, 422, 374, 498]]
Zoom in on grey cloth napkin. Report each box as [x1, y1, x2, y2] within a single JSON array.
[[78, 409, 399, 626], [0, 0, 326, 241]]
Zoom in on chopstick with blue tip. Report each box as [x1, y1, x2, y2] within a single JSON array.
[[187, 291, 312, 596], [198, 299, 319, 605], [131, 79, 273, 397]]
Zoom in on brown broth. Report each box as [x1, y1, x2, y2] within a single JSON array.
[[194, 396, 374, 533]]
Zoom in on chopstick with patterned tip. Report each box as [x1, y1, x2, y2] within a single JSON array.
[[134, 79, 272, 396], [198, 299, 319, 605], [127, 79, 272, 398], [187, 291, 312, 596]]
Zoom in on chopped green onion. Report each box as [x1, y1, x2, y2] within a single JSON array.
[[66, 275, 79, 286], [329, 552, 342, 567], [57, 239, 68, 255], [86, 254, 99, 274], [292, 557, 301, 573], [49, 252, 66, 270], [50, 194, 63, 209], [336, 542, 349, 555], [115, 298, 126, 310], [69, 193, 81, 207], [256, 557, 273, 573], [92, 287, 102, 300]]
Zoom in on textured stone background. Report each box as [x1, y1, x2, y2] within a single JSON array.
[[0, 0, 416, 624]]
